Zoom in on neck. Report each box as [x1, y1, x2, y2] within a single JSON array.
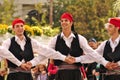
[[16, 34, 24, 40], [111, 33, 119, 42], [63, 30, 71, 38]]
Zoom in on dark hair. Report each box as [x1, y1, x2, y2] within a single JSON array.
[[71, 23, 75, 32], [23, 31, 31, 42], [88, 38, 97, 43], [38, 64, 47, 73], [118, 29, 120, 34], [23, 31, 28, 38], [47, 59, 50, 69]]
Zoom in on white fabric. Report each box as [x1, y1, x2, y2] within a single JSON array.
[[48, 32, 108, 66], [96, 35, 120, 66], [2, 36, 66, 66], [0, 46, 22, 66]]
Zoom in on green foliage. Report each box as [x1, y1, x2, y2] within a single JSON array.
[[53, 0, 116, 41], [31, 26, 43, 36], [52, 0, 73, 27], [113, 0, 120, 16], [7, 27, 13, 34], [35, 2, 43, 13], [34, 2, 48, 26], [42, 26, 60, 36], [0, 0, 15, 24], [0, 0, 119, 40], [0, 24, 8, 34]]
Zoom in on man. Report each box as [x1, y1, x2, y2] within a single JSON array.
[[2, 18, 72, 80], [94, 17, 120, 80], [88, 38, 98, 49], [46, 12, 115, 80], [25, 13, 120, 80], [0, 46, 26, 80], [85, 38, 102, 80]]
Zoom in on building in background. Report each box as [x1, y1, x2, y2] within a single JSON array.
[[0, 0, 48, 19]]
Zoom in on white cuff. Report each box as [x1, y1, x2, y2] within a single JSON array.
[[30, 60, 36, 67], [16, 62, 22, 67], [101, 60, 109, 67], [75, 57, 81, 62], [117, 61, 120, 66], [58, 54, 66, 61]]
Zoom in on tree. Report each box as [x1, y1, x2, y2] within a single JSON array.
[[53, 0, 116, 41], [52, 0, 75, 27], [113, 0, 120, 16], [25, 2, 49, 26], [67, 0, 116, 40], [0, 0, 15, 25]]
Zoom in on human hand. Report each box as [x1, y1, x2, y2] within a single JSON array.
[[41, 71, 47, 75], [64, 55, 75, 64], [0, 68, 7, 76], [26, 62, 32, 70], [20, 63, 28, 70], [20, 62, 32, 70], [105, 62, 118, 70], [94, 72, 100, 76], [48, 72, 51, 76], [110, 62, 119, 70], [31, 67, 38, 74]]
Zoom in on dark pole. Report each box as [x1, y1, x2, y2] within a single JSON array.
[[49, 0, 53, 27]]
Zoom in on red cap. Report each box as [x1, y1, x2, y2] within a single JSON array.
[[60, 12, 73, 22], [105, 17, 120, 29], [12, 18, 25, 28]]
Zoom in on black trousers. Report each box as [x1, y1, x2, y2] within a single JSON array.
[[87, 74, 102, 80], [48, 74, 56, 80], [0, 76, 4, 80], [55, 69, 81, 80], [7, 72, 33, 80], [103, 75, 120, 80]]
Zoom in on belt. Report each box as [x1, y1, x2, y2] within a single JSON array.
[[8, 67, 31, 74], [58, 62, 79, 70], [102, 70, 120, 75]]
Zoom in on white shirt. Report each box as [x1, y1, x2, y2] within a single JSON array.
[[48, 32, 108, 66], [0, 46, 22, 66], [2, 36, 66, 66], [96, 35, 120, 66], [61, 32, 75, 48]]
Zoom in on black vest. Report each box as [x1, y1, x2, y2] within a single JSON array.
[[54, 32, 83, 66], [100, 40, 120, 73], [103, 40, 120, 62], [8, 37, 34, 68]]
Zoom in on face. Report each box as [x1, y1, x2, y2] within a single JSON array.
[[39, 65, 45, 72], [106, 24, 118, 36], [60, 18, 73, 31], [88, 42, 98, 49], [12, 23, 24, 36]]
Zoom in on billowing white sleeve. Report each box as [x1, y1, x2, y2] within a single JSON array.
[[0, 56, 3, 61], [30, 55, 47, 66], [76, 35, 108, 66], [2, 39, 22, 66], [76, 41, 107, 64], [0, 46, 22, 66], [76, 54, 95, 63], [30, 38, 66, 66]]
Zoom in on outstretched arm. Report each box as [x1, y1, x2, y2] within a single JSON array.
[[0, 46, 22, 66]]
